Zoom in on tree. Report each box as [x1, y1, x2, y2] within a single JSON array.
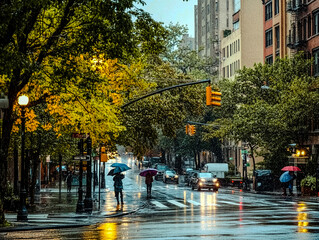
[[205, 53, 319, 176], [0, 0, 169, 224]]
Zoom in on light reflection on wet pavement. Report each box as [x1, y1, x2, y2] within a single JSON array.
[[1, 157, 319, 239]]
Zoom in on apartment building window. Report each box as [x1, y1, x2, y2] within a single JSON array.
[[227, 18, 229, 28], [275, 26, 280, 50], [274, 0, 279, 15], [265, 29, 273, 47], [238, 39, 240, 51], [234, 0, 241, 13], [265, 55, 273, 65], [227, 0, 229, 11], [233, 20, 239, 30], [314, 11, 319, 35], [265, 2, 273, 21], [314, 48, 319, 76], [216, 2, 218, 12], [308, 15, 312, 38], [206, 4, 210, 15], [303, 19, 307, 40]]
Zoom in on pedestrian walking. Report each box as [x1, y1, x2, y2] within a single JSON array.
[[145, 172, 153, 198], [66, 172, 72, 192], [113, 172, 125, 205], [280, 171, 296, 196]]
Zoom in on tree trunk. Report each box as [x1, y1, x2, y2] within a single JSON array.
[[0, 95, 15, 224]]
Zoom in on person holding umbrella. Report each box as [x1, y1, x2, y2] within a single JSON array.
[[280, 171, 296, 196], [145, 172, 153, 198], [139, 168, 158, 199], [113, 172, 125, 205]]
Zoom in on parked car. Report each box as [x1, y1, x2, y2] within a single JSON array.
[[155, 164, 169, 181], [185, 170, 200, 186], [163, 170, 179, 184], [190, 172, 220, 191]]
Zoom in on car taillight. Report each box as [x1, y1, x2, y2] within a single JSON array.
[[232, 180, 234, 183]]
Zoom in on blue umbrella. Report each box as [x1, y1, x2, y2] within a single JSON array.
[[280, 171, 293, 183], [111, 163, 131, 174]]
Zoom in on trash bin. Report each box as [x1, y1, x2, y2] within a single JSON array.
[[254, 170, 273, 191]]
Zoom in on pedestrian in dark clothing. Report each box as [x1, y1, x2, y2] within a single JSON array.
[[280, 171, 296, 196], [113, 173, 125, 205], [66, 172, 72, 192], [145, 173, 153, 198]]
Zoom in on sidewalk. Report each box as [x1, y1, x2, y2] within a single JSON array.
[[1, 187, 141, 233]]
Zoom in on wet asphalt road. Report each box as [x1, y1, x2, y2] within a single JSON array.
[[1, 156, 319, 240]]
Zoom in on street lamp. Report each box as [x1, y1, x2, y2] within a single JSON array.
[[17, 95, 29, 221]]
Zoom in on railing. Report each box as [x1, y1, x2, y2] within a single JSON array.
[[287, 0, 307, 12]]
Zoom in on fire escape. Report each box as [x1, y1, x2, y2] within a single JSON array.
[[286, 0, 307, 51]]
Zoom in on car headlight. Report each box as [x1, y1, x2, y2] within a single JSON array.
[[166, 175, 169, 178], [213, 178, 217, 182], [175, 175, 178, 178], [216, 182, 220, 187], [200, 178, 205, 182], [199, 182, 203, 186]]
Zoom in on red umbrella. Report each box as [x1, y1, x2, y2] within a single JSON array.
[[139, 168, 158, 177], [281, 166, 301, 172]]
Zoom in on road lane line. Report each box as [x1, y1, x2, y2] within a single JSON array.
[[151, 200, 169, 208], [167, 200, 188, 208], [218, 200, 241, 206]]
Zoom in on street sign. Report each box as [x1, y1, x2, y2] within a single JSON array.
[[73, 155, 90, 161], [72, 133, 87, 139]]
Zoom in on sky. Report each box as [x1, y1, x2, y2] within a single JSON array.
[[137, 0, 197, 37]]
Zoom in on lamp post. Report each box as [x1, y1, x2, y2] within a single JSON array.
[[17, 95, 29, 221]]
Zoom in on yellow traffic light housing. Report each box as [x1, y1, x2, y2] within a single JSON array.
[[190, 125, 196, 135], [211, 91, 222, 106], [185, 124, 189, 135], [206, 86, 221, 106], [206, 86, 212, 105]]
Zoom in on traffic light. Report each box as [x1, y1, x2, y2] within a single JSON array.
[[190, 125, 196, 136], [206, 86, 221, 106], [206, 86, 212, 105], [211, 91, 222, 106], [100, 146, 108, 162], [185, 124, 189, 135]]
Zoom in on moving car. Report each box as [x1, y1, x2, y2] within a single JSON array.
[[185, 170, 199, 186], [154, 164, 169, 181], [190, 172, 220, 191], [163, 170, 179, 184]]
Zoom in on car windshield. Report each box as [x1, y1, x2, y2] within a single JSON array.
[[198, 173, 213, 178], [157, 165, 168, 170], [166, 171, 176, 175]]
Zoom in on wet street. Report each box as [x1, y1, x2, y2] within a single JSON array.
[[1, 156, 319, 239]]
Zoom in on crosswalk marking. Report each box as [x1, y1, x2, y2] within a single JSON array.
[[218, 200, 241, 206], [151, 200, 169, 208], [167, 200, 187, 208], [187, 200, 201, 206]]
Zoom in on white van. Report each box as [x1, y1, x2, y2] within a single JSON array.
[[203, 163, 229, 178]]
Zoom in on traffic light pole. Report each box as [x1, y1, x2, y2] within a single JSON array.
[[122, 79, 210, 109], [76, 139, 84, 213], [84, 136, 93, 213]]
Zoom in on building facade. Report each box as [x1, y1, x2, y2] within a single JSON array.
[[194, 0, 235, 74]]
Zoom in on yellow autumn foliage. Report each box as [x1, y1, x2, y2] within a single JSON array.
[[11, 53, 154, 146]]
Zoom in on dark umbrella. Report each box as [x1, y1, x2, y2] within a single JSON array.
[[107, 169, 116, 176], [139, 168, 158, 177], [281, 166, 301, 172]]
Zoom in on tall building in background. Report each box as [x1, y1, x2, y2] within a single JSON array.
[[285, 0, 319, 76], [180, 34, 195, 50], [220, 0, 264, 79], [194, 0, 234, 73], [262, 0, 290, 64]]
